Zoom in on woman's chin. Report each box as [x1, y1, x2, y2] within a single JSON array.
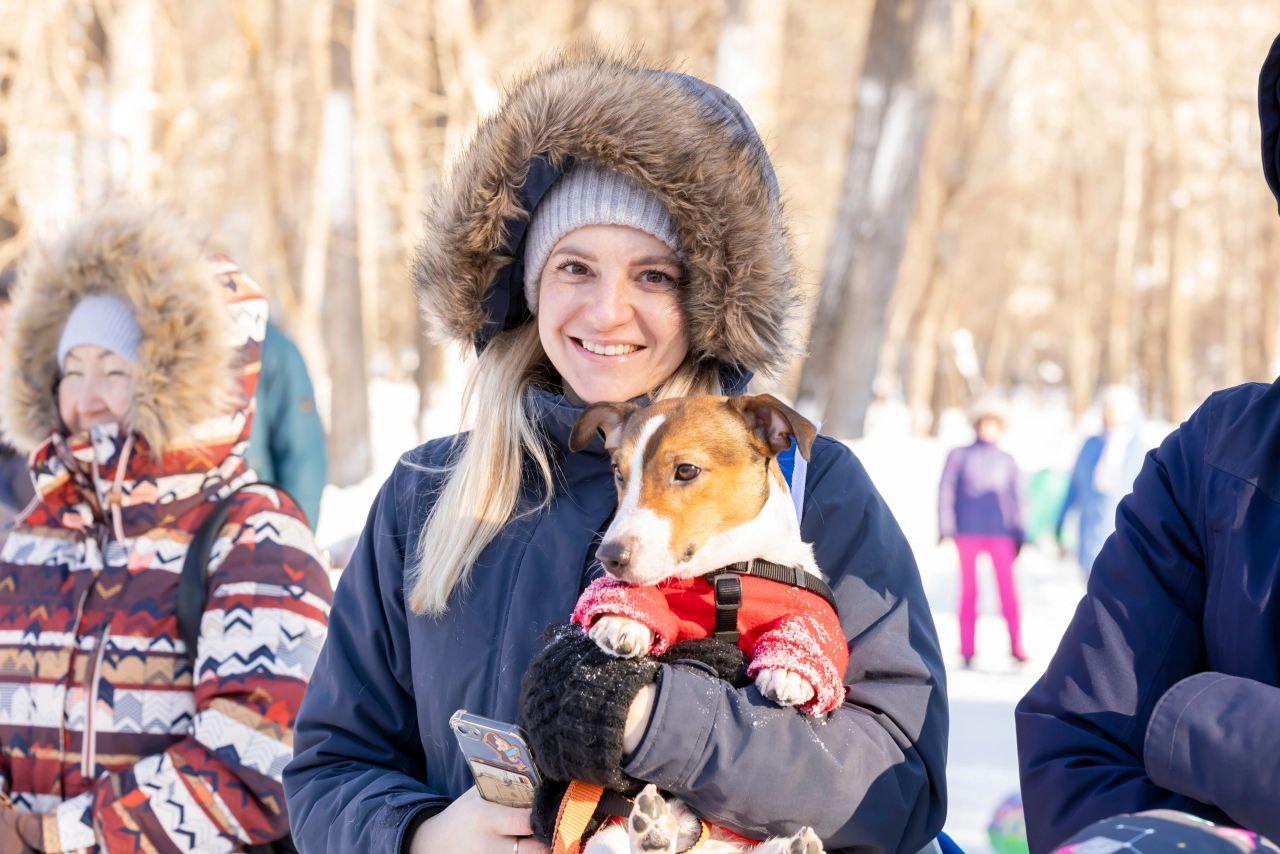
[[565, 377, 649, 405]]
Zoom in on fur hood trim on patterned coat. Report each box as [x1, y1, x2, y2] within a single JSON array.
[[2, 205, 238, 454], [412, 51, 800, 378]]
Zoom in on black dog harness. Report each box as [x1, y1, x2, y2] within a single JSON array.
[[702, 559, 839, 644]]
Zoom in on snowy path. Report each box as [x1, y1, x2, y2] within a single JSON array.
[[855, 425, 1089, 854]]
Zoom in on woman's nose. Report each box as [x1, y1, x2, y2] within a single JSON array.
[[584, 274, 633, 329], [74, 382, 105, 414]]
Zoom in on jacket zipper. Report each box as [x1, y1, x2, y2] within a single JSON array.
[[81, 625, 109, 780]]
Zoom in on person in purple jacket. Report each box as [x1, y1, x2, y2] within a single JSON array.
[[938, 398, 1027, 668]]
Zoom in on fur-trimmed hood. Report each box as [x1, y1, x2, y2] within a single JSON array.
[[2, 205, 259, 456], [412, 51, 799, 378]]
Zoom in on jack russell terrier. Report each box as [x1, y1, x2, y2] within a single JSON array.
[[563, 393, 845, 854]]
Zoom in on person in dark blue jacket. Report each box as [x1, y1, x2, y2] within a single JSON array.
[[283, 54, 948, 854], [1054, 385, 1146, 575], [246, 318, 326, 528], [1015, 36, 1280, 849]]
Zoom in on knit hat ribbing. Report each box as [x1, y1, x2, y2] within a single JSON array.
[[57, 293, 141, 369], [522, 164, 680, 313]]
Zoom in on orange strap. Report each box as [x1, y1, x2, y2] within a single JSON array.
[[552, 780, 606, 854]]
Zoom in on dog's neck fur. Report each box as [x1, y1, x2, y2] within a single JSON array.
[[672, 464, 818, 580]]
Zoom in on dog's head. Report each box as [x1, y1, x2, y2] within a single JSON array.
[[570, 394, 817, 585]]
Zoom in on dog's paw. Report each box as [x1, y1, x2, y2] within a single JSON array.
[[755, 668, 816, 707], [628, 784, 679, 853], [589, 616, 654, 659], [784, 827, 824, 854]]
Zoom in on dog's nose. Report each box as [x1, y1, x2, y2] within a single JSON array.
[[597, 538, 634, 575]]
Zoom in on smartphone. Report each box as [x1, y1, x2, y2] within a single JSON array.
[[449, 709, 542, 808]]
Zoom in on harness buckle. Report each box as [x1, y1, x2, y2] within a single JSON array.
[[710, 572, 742, 644]]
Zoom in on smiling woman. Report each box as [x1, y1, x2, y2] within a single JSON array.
[[284, 51, 947, 854]]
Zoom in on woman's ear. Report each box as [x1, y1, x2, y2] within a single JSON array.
[[570, 402, 638, 452], [730, 394, 817, 459]]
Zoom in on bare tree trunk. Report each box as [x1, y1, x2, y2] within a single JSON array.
[[107, 0, 155, 199], [353, 0, 381, 364], [235, 0, 300, 311], [1146, 1, 1191, 420], [1064, 170, 1095, 418], [795, 0, 950, 438], [715, 0, 787, 139], [296, 0, 332, 381], [1107, 129, 1144, 385], [906, 258, 953, 434], [324, 0, 372, 487]]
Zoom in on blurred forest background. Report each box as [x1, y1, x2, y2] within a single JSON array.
[[1, 0, 1278, 486]]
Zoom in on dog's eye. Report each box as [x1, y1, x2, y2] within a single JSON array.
[[674, 463, 701, 482], [611, 463, 623, 483]]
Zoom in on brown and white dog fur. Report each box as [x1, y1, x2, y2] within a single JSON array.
[[568, 394, 826, 854]]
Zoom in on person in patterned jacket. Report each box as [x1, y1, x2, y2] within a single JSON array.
[[0, 205, 332, 852]]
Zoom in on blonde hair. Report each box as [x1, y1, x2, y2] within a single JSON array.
[[407, 323, 722, 615]]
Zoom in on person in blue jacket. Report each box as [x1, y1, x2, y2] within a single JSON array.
[[283, 54, 948, 854], [1015, 34, 1280, 849], [246, 318, 327, 528], [1054, 385, 1145, 575]]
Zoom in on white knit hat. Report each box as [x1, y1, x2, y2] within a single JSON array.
[[522, 163, 680, 312], [57, 293, 141, 369]]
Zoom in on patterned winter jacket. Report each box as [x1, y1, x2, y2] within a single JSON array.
[[0, 208, 332, 852]]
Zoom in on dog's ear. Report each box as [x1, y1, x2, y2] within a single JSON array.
[[570, 402, 638, 452], [730, 394, 818, 460]]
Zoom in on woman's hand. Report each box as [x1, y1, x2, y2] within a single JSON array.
[[409, 787, 551, 854], [622, 681, 657, 754]]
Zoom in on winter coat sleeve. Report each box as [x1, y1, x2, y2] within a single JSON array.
[[938, 448, 960, 540], [43, 487, 332, 852], [255, 325, 327, 528], [1015, 399, 1234, 852], [622, 438, 948, 853], [1143, 672, 1280, 841], [283, 463, 451, 854]]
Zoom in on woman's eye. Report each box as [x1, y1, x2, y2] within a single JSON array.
[[674, 463, 701, 482], [640, 269, 676, 287], [557, 260, 589, 277]]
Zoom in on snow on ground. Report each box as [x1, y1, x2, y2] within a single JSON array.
[[315, 381, 1169, 853]]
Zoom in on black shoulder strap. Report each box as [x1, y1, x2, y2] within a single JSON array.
[[703, 559, 839, 644], [178, 483, 280, 666]]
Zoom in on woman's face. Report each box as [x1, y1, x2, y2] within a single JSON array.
[[58, 344, 136, 435], [536, 224, 690, 404], [976, 417, 1004, 443]]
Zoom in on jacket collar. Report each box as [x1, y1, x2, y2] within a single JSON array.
[[32, 420, 248, 538]]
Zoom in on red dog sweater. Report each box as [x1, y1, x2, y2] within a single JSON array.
[[572, 574, 849, 714]]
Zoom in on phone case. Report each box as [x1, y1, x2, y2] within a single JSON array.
[[449, 710, 542, 809]]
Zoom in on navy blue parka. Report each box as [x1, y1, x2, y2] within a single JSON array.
[[1016, 379, 1280, 849]]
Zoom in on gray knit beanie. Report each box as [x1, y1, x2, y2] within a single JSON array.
[[522, 163, 680, 312], [57, 293, 141, 369]]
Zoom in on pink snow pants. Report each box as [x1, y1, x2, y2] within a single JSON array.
[[954, 534, 1024, 661]]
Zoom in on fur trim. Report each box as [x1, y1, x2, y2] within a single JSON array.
[[412, 50, 799, 377], [2, 205, 238, 454]]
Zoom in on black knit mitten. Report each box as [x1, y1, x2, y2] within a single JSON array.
[[518, 624, 659, 794], [659, 637, 748, 686]]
